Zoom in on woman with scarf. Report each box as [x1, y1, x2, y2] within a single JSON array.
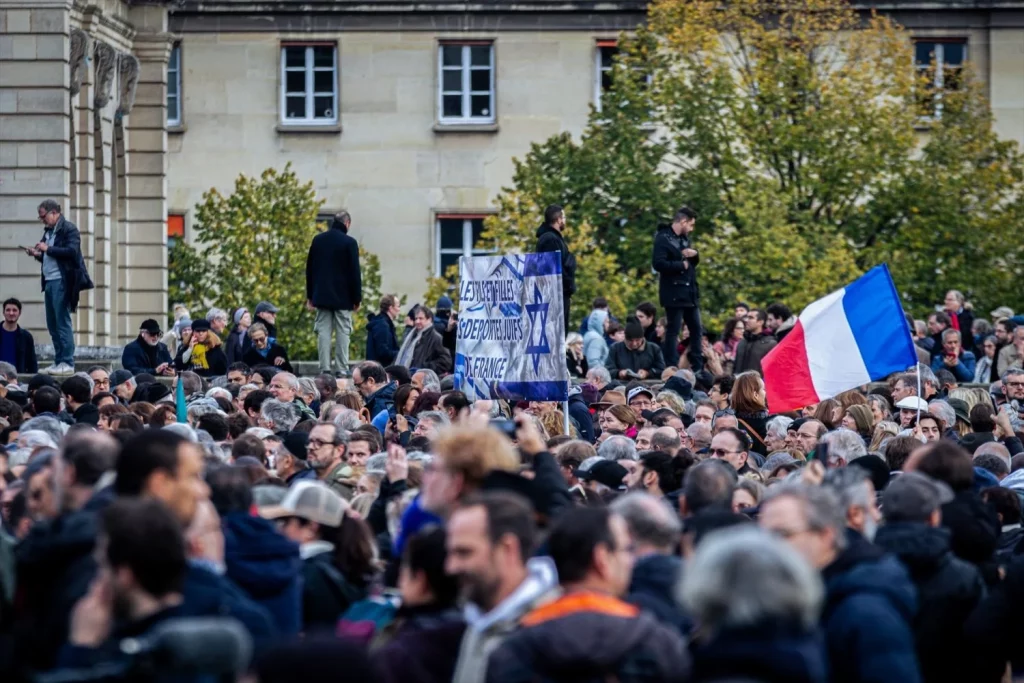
[[185, 318, 228, 377]]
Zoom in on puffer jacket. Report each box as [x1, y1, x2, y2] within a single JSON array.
[[583, 309, 609, 369]]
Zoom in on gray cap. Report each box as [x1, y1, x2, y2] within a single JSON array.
[[883, 472, 954, 523], [254, 301, 279, 316], [110, 369, 134, 389]]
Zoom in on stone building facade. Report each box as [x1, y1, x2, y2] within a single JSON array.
[[0, 0, 173, 347]]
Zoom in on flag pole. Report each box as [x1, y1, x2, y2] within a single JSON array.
[[916, 362, 923, 426]]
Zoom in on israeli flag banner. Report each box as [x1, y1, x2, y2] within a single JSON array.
[[454, 252, 570, 402]]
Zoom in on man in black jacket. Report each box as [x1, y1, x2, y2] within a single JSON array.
[[306, 211, 362, 376], [366, 294, 401, 366], [652, 206, 702, 369], [535, 204, 576, 330], [25, 199, 94, 375], [0, 297, 38, 374]]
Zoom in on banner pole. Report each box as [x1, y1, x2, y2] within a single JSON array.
[[563, 401, 570, 435], [916, 362, 923, 425]]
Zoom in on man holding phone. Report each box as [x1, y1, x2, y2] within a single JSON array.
[[23, 199, 93, 375]]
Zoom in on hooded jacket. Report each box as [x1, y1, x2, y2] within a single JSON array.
[[583, 310, 609, 369], [535, 223, 576, 297], [366, 312, 399, 366], [689, 622, 828, 683], [652, 223, 699, 308], [486, 591, 690, 683], [626, 553, 691, 634], [452, 556, 558, 683], [226, 323, 247, 366], [821, 538, 921, 683], [874, 523, 984, 683], [222, 511, 303, 636]]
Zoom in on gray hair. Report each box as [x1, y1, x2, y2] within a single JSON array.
[[187, 399, 222, 423], [917, 363, 939, 391], [407, 450, 433, 465], [365, 453, 388, 474], [941, 327, 961, 342], [586, 367, 611, 385], [677, 369, 696, 387], [205, 387, 232, 402], [298, 377, 319, 400], [260, 399, 299, 432], [975, 442, 1012, 471], [20, 415, 67, 446], [1003, 367, 1024, 383], [867, 394, 892, 418], [687, 422, 712, 450], [610, 492, 682, 551], [598, 435, 637, 462], [765, 415, 794, 440], [683, 459, 737, 513], [413, 369, 441, 393], [821, 428, 867, 465], [38, 199, 61, 213], [678, 526, 824, 634], [418, 410, 451, 428], [0, 361, 17, 381], [246, 427, 274, 440], [650, 427, 682, 453], [332, 407, 362, 433], [566, 332, 583, 346], [10, 430, 59, 467], [823, 466, 874, 516], [162, 422, 198, 443], [763, 483, 847, 551], [248, 322, 268, 339], [928, 400, 956, 430], [276, 372, 300, 392], [206, 307, 228, 323]]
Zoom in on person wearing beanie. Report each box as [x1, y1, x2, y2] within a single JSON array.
[[226, 307, 251, 366], [306, 210, 362, 376], [181, 318, 228, 378], [605, 316, 666, 381]]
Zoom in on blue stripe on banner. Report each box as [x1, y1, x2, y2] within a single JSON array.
[[842, 264, 918, 380], [496, 380, 570, 402], [522, 252, 562, 277]]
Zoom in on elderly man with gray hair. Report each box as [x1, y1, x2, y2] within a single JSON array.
[[760, 482, 920, 683], [819, 428, 867, 468], [206, 307, 229, 336], [260, 399, 299, 434], [598, 434, 637, 462]]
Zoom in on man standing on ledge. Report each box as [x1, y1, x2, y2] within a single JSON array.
[[535, 204, 577, 330], [23, 199, 93, 375], [306, 211, 362, 377], [653, 206, 702, 370]]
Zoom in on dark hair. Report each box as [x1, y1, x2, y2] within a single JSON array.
[[719, 427, 752, 452], [673, 206, 697, 222], [149, 404, 176, 429], [111, 413, 144, 433], [592, 297, 608, 309], [393, 384, 418, 416], [115, 430, 187, 496], [713, 375, 735, 397], [228, 362, 251, 376], [102, 498, 187, 597], [402, 526, 459, 608], [356, 361, 388, 386], [683, 459, 737, 513], [975, 453, 1010, 479], [884, 435, 919, 472], [547, 434, 573, 450], [636, 302, 657, 320], [970, 404, 996, 433], [379, 294, 399, 315], [459, 491, 537, 562], [997, 319, 1018, 332], [547, 507, 617, 584], [766, 303, 792, 321], [982, 486, 1021, 525], [440, 391, 470, 414], [544, 204, 564, 225], [915, 441, 975, 492], [930, 311, 951, 327], [385, 365, 411, 386], [350, 426, 382, 454], [206, 465, 254, 516], [231, 433, 267, 465], [0, 399, 24, 428], [91, 391, 116, 406], [3, 297, 22, 312], [639, 451, 677, 492], [197, 413, 230, 441], [721, 317, 743, 342], [407, 435, 431, 453], [32, 386, 61, 415], [323, 514, 377, 587], [410, 391, 441, 418], [226, 412, 251, 439], [606, 322, 624, 337], [250, 366, 277, 387], [243, 389, 272, 416], [63, 431, 119, 486]]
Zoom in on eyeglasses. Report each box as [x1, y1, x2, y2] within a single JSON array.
[[93, 379, 110, 387], [709, 448, 741, 457], [768, 526, 811, 540], [308, 438, 333, 449], [1007, 382, 1024, 389]]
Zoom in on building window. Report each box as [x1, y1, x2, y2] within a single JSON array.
[[595, 42, 617, 111], [167, 214, 185, 247], [167, 44, 181, 126], [438, 43, 495, 125], [915, 39, 966, 118], [436, 215, 491, 276], [280, 44, 338, 125]]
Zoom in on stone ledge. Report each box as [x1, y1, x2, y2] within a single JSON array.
[[275, 123, 342, 135], [433, 122, 499, 134]]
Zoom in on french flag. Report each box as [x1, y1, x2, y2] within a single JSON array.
[[763, 265, 918, 412]]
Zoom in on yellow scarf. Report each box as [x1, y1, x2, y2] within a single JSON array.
[[192, 343, 209, 369]]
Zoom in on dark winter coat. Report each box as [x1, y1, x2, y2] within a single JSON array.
[[222, 511, 303, 636], [605, 340, 666, 378], [486, 593, 690, 683], [410, 327, 452, 375], [689, 622, 828, 683], [301, 549, 366, 629], [372, 605, 466, 683], [941, 490, 1000, 575], [226, 324, 246, 366], [72, 402, 99, 426], [181, 562, 277, 646], [306, 223, 362, 311], [365, 381, 397, 420], [821, 535, 921, 683], [242, 342, 293, 373], [35, 215, 94, 312], [735, 411, 770, 456], [874, 523, 985, 683], [996, 526, 1024, 565], [366, 312, 399, 366], [535, 223, 577, 297], [964, 555, 1024, 681], [734, 331, 778, 377], [566, 349, 588, 379], [1, 325, 37, 374], [567, 392, 595, 444], [121, 336, 173, 375], [626, 554, 691, 634], [652, 224, 699, 308]]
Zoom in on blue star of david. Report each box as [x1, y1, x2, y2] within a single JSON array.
[[525, 284, 551, 374]]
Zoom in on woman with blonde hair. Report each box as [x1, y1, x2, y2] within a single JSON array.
[[869, 421, 899, 452], [656, 391, 687, 416], [947, 387, 980, 415], [565, 332, 588, 379], [731, 371, 769, 455]]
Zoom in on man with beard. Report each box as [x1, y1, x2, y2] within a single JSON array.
[[446, 492, 557, 683], [121, 319, 174, 376], [623, 451, 675, 501]]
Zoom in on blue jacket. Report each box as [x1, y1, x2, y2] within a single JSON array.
[[690, 622, 828, 683], [930, 350, 977, 383], [365, 381, 396, 420], [366, 312, 399, 366], [221, 512, 302, 636], [626, 554, 692, 635], [182, 562, 277, 648], [0, 325, 38, 374], [121, 336, 173, 375], [567, 393, 595, 444], [822, 534, 921, 683]]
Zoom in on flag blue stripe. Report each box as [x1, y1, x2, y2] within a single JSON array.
[[495, 380, 569, 402], [522, 252, 562, 277], [841, 264, 918, 380]]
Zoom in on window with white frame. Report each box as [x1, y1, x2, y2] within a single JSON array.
[[436, 215, 490, 276], [167, 44, 181, 126], [438, 43, 495, 125], [914, 39, 966, 118], [280, 44, 338, 125], [595, 42, 617, 111]]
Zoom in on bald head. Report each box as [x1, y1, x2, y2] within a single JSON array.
[[650, 426, 682, 454], [975, 442, 1012, 470]]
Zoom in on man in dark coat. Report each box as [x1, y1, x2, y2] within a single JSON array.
[[395, 305, 452, 376], [534, 204, 576, 330], [652, 206, 702, 369], [366, 294, 401, 366], [734, 308, 778, 377], [943, 290, 976, 357], [1, 297, 38, 374], [605, 319, 666, 380], [121, 319, 174, 376], [566, 388, 595, 444], [25, 199, 94, 375], [306, 211, 362, 376], [874, 472, 985, 683]]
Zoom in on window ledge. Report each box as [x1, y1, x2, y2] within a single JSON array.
[[433, 123, 499, 134], [276, 124, 342, 135], [167, 124, 187, 135]]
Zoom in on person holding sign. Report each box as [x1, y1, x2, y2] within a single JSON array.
[[535, 204, 577, 330]]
